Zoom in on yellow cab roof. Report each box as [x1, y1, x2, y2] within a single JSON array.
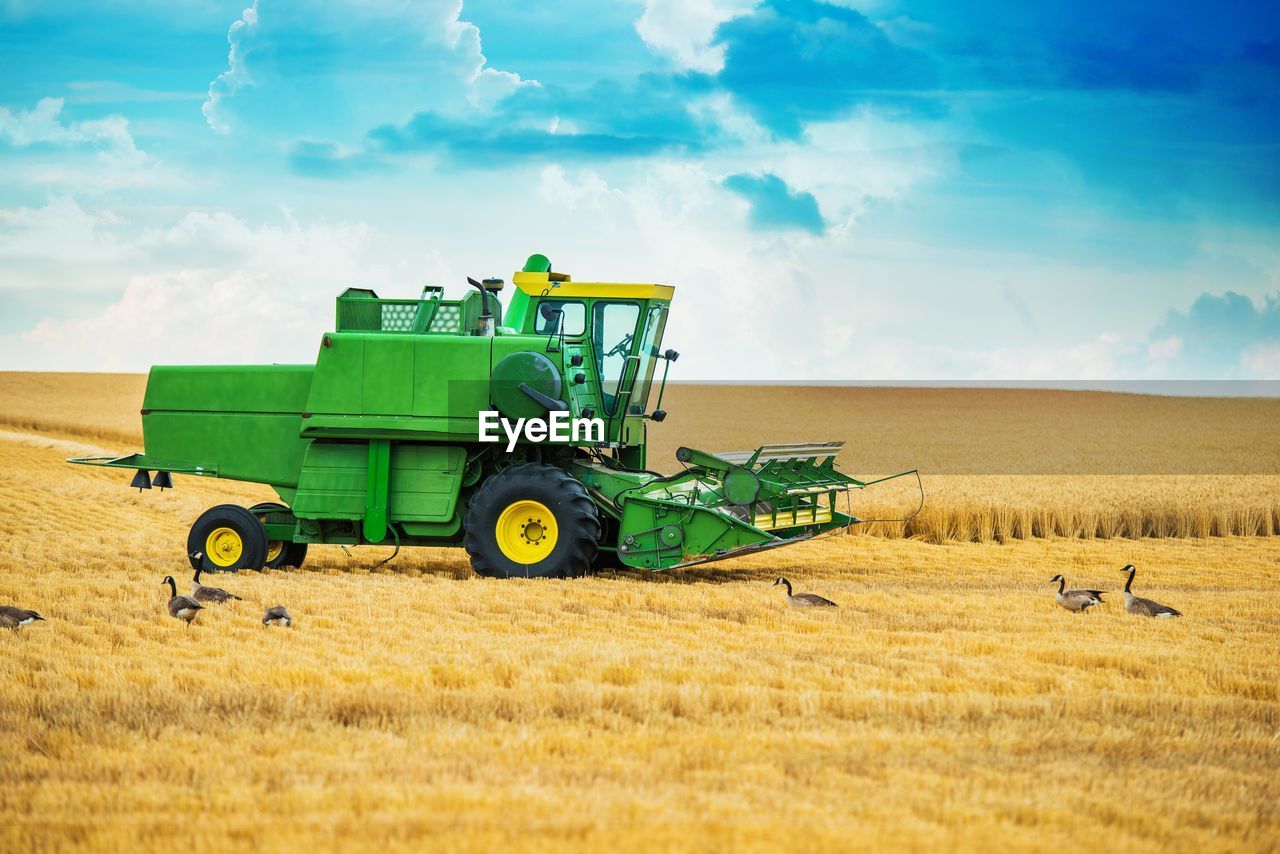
[[512, 271, 674, 301]]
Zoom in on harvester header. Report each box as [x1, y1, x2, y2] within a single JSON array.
[[69, 253, 918, 578]]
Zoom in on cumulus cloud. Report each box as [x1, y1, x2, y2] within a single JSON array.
[[1241, 343, 1280, 376], [441, 1, 537, 108], [200, 0, 533, 137], [0, 195, 129, 261], [0, 199, 450, 371], [0, 97, 142, 164], [1151, 290, 1280, 377], [537, 165, 613, 210], [0, 197, 142, 296], [0, 98, 173, 190], [22, 269, 308, 370], [635, 0, 760, 74], [492, 163, 867, 378], [350, 0, 943, 176], [202, 0, 259, 134]]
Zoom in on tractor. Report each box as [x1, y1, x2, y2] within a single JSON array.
[[69, 254, 916, 577]]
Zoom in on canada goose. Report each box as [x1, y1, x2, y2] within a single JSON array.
[[162, 576, 204, 624], [263, 605, 292, 627], [1121, 565, 1182, 618], [773, 577, 838, 608], [1048, 575, 1105, 613], [0, 605, 46, 630], [191, 561, 242, 604]]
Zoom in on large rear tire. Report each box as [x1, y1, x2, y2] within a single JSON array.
[[187, 504, 268, 573], [464, 464, 600, 578], [250, 502, 308, 569]]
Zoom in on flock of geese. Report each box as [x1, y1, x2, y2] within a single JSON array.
[[2, 562, 1180, 632], [160, 559, 293, 628], [0, 550, 295, 631], [772, 563, 1181, 618]]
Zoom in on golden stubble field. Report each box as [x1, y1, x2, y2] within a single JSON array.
[[1, 373, 1278, 851]]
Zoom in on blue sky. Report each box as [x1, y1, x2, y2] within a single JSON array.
[[1, 0, 1277, 380]]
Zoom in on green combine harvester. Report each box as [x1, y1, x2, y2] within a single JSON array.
[[69, 254, 916, 577]]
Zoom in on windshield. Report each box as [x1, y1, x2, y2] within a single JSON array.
[[593, 302, 641, 415], [631, 305, 668, 414]]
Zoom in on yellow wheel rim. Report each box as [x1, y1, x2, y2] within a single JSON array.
[[495, 499, 558, 564], [265, 541, 284, 563], [205, 526, 243, 568]]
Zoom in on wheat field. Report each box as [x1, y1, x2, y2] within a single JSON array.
[[1, 374, 1278, 851], [4, 373, 1278, 543]]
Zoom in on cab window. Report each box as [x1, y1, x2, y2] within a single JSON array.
[[534, 300, 585, 336], [593, 302, 640, 414]]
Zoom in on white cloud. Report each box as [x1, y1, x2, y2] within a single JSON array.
[[0, 196, 138, 292], [537, 165, 612, 210], [765, 110, 943, 233], [0, 196, 123, 254], [516, 162, 850, 378], [0, 97, 161, 190], [1, 200, 452, 370], [1240, 343, 1280, 377], [635, 0, 759, 74], [438, 0, 537, 108], [686, 92, 770, 145], [1146, 336, 1183, 363], [200, 0, 534, 134], [874, 15, 935, 48], [203, 0, 259, 134], [21, 269, 309, 370], [0, 97, 142, 162], [514, 159, 1252, 383]]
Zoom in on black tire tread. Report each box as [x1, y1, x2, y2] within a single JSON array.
[[464, 463, 600, 578], [187, 504, 268, 573]]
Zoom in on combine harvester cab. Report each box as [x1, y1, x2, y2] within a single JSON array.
[[68, 253, 918, 577]]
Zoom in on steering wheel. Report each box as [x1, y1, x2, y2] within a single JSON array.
[[606, 332, 634, 358]]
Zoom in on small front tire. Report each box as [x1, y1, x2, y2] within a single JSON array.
[[187, 504, 268, 573]]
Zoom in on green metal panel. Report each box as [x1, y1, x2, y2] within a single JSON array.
[[363, 338, 415, 415], [294, 440, 466, 536], [141, 363, 312, 488], [143, 413, 308, 487], [306, 335, 364, 414], [301, 415, 465, 440], [389, 444, 465, 523], [364, 439, 391, 541], [293, 442, 366, 520], [412, 336, 491, 420], [400, 518, 463, 538], [143, 364, 314, 413]]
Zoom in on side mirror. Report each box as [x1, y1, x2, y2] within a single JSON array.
[[651, 410, 667, 423], [663, 349, 680, 362]]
